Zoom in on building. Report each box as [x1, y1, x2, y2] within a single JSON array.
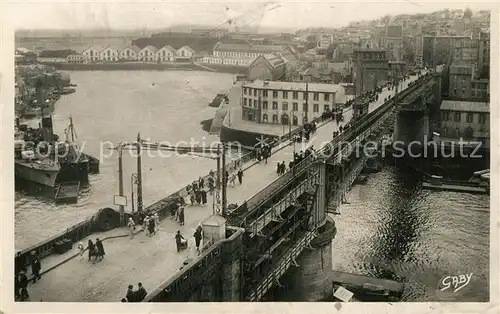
[[82, 46, 105, 62], [300, 68, 335, 84], [385, 24, 404, 61], [212, 42, 293, 60], [241, 80, 352, 125], [439, 100, 489, 144], [191, 28, 229, 38], [66, 54, 84, 63], [156, 45, 176, 62], [119, 45, 141, 61], [478, 29, 490, 78], [138, 45, 158, 62], [452, 38, 478, 62], [317, 34, 333, 49], [175, 46, 195, 61], [422, 36, 472, 67], [247, 54, 285, 81], [99, 46, 121, 62], [352, 49, 389, 94]]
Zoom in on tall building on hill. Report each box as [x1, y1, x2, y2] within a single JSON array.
[[352, 49, 389, 94], [385, 24, 404, 61]]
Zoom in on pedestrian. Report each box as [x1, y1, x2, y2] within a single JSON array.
[[178, 206, 185, 226], [199, 177, 204, 189], [276, 162, 280, 175], [229, 172, 236, 187], [30, 252, 41, 283], [189, 190, 195, 205], [127, 217, 136, 239], [194, 226, 203, 255], [88, 239, 95, 261], [201, 189, 207, 205], [77, 242, 85, 260], [195, 190, 202, 204], [175, 230, 185, 253], [135, 282, 147, 301], [95, 238, 105, 261], [237, 169, 243, 184], [148, 217, 156, 236], [153, 213, 160, 232], [18, 270, 29, 301], [126, 284, 136, 302]]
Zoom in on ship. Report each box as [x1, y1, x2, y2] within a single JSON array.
[[14, 116, 95, 188]]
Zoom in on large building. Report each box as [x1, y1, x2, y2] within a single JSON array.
[[478, 29, 490, 78], [241, 81, 352, 125], [422, 35, 472, 67], [385, 25, 404, 61], [352, 49, 389, 94], [439, 100, 489, 145], [246, 55, 286, 81], [448, 62, 489, 101]]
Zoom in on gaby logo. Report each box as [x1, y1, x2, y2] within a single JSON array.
[[439, 273, 473, 293]]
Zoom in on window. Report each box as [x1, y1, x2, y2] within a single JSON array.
[[244, 88, 247, 95], [249, 99, 253, 107], [466, 113, 473, 123], [272, 114, 278, 123], [293, 102, 298, 111], [283, 91, 288, 99], [263, 101, 268, 110], [455, 128, 460, 137], [262, 114, 268, 122], [479, 114, 486, 124], [313, 93, 319, 101], [292, 115, 298, 126], [303, 92, 307, 100], [293, 91, 298, 99], [313, 104, 319, 112], [324, 93, 330, 101], [443, 127, 448, 136], [244, 98, 247, 106], [254, 89, 257, 97], [272, 101, 278, 110], [454, 112, 461, 122], [263, 90, 268, 97], [324, 105, 329, 111], [282, 102, 288, 111], [272, 91, 278, 98], [303, 103, 308, 111]]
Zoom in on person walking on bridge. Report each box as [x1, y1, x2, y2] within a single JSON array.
[[30, 251, 41, 283], [135, 282, 147, 301], [127, 217, 136, 239], [194, 225, 203, 254], [95, 238, 105, 261], [237, 168, 243, 184], [175, 230, 186, 253], [18, 270, 29, 301]]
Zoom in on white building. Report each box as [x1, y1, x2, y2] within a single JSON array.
[[175, 46, 195, 60], [99, 46, 121, 62], [138, 45, 158, 62], [82, 46, 105, 62], [241, 80, 351, 125], [66, 54, 84, 63], [156, 45, 176, 62], [119, 45, 141, 61]]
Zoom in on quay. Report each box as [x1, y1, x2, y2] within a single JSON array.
[[17, 71, 431, 302]]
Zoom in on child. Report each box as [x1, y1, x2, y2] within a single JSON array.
[[77, 242, 85, 260]]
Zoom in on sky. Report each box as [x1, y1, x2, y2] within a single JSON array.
[[4, 0, 496, 31]]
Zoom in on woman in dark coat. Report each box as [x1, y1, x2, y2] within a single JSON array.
[[178, 207, 185, 226], [88, 240, 95, 261], [148, 217, 156, 236], [95, 238, 105, 260]]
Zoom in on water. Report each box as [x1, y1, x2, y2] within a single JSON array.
[[15, 70, 234, 249], [332, 165, 489, 301], [15, 71, 490, 301]]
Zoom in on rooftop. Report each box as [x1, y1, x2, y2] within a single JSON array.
[[243, 80, 344, 94], [214, 42, 288, 53], [440, 100, 489, 113]]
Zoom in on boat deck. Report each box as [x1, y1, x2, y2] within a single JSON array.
[[422, 182, 489, 194], [54, 182, 80, 203]]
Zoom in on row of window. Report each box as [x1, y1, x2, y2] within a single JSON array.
[[441, 126, 486, 138], [243, 88, 332, 101], [215, 51, 261, 58], [441, 111, 487, 124], [261, 113, 302, 125], [243, 98, 331, 113]]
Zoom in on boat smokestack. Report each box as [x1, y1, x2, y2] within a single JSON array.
[[41, 116, 54, 143]]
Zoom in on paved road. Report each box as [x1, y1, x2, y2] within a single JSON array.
[[25, 75, 420, 302]]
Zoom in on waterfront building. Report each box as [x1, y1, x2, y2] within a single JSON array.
[[99, 46, 121, 62], [212, 42, 294, 60], [175, 46, 195, 61], [138, 45, 158, 62], [82, 46, 106, 63], [156, 45, 176, 62], [191, 28, 229, 38], [439, 100, 489, 145], [246, 54, 285, 81], [66, 54, 84, 64], [119, 45, 141, 61], [241, 80, 352, 125]]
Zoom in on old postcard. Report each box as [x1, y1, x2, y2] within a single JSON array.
[[0, 0, 498, 313]]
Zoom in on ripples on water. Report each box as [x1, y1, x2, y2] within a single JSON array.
[[331, 165, 489, 301], [15, 70, 234, 249]]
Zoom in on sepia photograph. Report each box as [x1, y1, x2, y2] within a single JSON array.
[[0, 0, 497, 310]]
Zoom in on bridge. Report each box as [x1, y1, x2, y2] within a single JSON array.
[[20, 70, 440, 302]]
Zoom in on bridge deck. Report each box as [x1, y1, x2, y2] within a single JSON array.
[[25, 76, 419, 302]]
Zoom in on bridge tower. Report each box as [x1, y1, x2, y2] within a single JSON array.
[[353, 48, 390, 95]]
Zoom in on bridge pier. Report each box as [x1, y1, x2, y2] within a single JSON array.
[[290, 217, 337, 301]]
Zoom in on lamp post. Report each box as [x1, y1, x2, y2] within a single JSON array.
[[130, 173, 138, 212]]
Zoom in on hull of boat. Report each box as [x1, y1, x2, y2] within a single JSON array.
[[15, 162, 59, 187]]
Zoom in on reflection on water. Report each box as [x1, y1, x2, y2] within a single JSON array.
[[332, 165, 489, 301]]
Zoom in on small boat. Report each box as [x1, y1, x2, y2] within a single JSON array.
[[422, 175, 489, 194], [54, 181, 80, 203]]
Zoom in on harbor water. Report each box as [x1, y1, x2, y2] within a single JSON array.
[[15, 71, 489, 301]]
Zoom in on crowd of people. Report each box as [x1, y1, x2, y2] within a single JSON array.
[[81, 238, 106, 262], [14, 251, 41, 301]]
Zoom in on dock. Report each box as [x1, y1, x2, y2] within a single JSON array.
[[422, 181, 489, 194], [54, 181, 80, 203], [331, 270, 404, 301]]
